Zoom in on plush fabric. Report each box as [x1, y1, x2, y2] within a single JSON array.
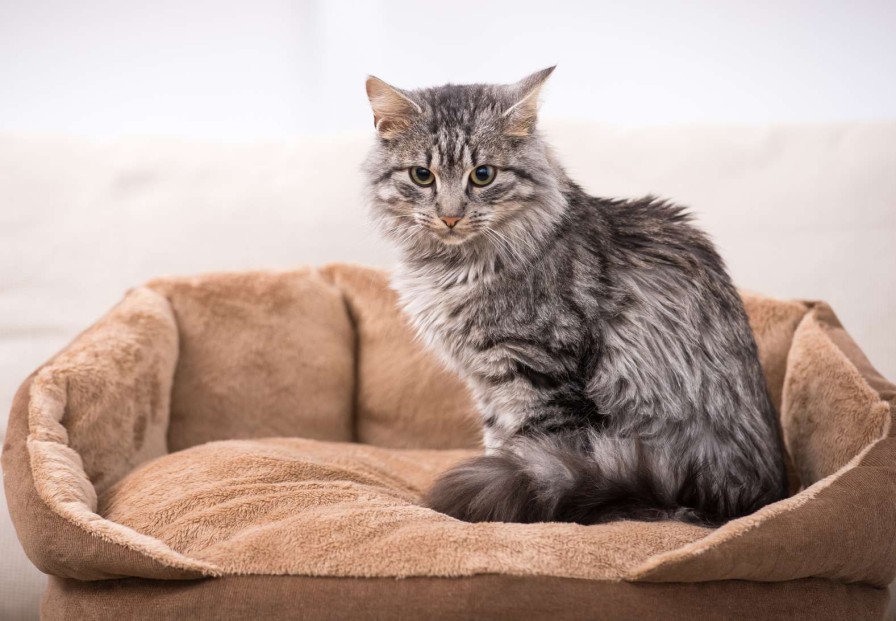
[[3, 264, 895, 619], [150, 269, 356, 451], [99, 438, 708, 580]]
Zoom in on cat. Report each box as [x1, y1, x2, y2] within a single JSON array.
[[363, 67, 788, 526]]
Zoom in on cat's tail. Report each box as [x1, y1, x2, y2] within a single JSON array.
[[424, 436, 717, 526]]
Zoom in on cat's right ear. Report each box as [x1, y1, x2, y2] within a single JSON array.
[[503, 66, 555, 137], [365, 76, 422, 138]]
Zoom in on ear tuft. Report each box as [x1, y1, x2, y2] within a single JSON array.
[[365, 76, 422, 138], [502, 66, 556, 137]]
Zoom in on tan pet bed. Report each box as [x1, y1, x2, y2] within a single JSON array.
[[4, 264, 895, 620]]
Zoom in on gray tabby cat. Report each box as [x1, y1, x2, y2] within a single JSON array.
[[363, 67, 788, 525]]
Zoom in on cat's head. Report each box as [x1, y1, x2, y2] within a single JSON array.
[[363, 68, 566, 257]]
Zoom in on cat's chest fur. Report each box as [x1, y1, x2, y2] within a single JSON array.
[[392, 261, 531, 379]]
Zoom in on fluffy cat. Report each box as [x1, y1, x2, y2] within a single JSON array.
[[363, 67, 788, 525]]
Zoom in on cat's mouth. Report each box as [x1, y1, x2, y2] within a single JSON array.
[[430, 225, 477, 246]]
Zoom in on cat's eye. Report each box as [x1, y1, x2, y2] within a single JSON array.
[[470, 165, 496, 187], [409, 167, 435, 186]]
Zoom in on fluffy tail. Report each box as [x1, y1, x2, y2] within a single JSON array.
[[425, 438, 718, 526]]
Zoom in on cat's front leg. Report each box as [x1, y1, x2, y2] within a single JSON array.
[[481, 426, 504, 455], [471, 381, 565, 455], [471, 394, 514, 454]]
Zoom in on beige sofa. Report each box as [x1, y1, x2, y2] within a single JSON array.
[[2, 122, 895, 618]]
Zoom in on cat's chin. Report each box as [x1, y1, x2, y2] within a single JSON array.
[[431, 229, 477, 246]]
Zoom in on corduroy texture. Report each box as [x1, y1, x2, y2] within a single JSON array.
[[3, 264, 895, 617]]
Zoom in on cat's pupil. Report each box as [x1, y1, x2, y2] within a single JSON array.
[[416, 168, 431, 180], [475, 167, 488, 180]]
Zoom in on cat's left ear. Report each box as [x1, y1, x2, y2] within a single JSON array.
[[365, 76, 422, 138], [503, 66, 555, 137]]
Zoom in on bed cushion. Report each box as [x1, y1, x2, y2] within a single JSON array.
[[3, 264, 895, 618]]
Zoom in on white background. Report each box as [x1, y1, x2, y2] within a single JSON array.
[[2, 0, 895, 138]]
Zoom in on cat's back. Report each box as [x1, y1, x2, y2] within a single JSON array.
[[581, 195, 728, 281], [575, 193, 772, 425]]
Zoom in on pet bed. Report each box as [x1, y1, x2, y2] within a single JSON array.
[[4, 264, 895, 620]]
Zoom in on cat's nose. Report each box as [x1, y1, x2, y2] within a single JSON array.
[[440, 216, 462, 229]]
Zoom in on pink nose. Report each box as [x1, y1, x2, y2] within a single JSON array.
[[440, 216, 462, 229]]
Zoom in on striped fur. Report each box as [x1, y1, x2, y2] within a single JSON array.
[[364, 69, 788, 525]]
